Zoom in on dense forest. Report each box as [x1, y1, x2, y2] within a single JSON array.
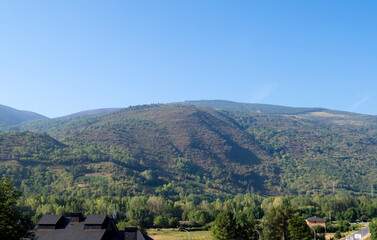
[[11, 177, 377, 240]]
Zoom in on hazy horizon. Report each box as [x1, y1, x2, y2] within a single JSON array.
[[2, 99, 374, 119], [2, 1, 377, 117]]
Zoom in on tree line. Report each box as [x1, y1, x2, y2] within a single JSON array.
[[4, 173, 377, 239]]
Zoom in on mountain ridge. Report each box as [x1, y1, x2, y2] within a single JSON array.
[[1, 101, 377, 198], [184, 100, 365, 116], [0, 104, 47, 126], [58, 108, 122, 119], [0, 100, 372, 126]]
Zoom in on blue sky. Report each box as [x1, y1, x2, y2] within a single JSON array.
[[1, 1, 377, 117]]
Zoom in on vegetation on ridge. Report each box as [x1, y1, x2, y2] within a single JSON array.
[[1, 102, 377, 199]]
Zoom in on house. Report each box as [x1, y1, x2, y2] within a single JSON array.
[[34, 213, 153, 240], [306, 216, 326, 228]]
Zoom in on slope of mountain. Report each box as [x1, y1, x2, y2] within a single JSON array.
[[0, 104, 47, 126], [184, 100, 324, 114], [25, 104, 274, 193], [60, 108, 122, 119], [2, 101, 377, 199], [0, 131, 66, 163]]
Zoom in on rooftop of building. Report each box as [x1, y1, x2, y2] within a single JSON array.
[[34, 213, 153, 240]]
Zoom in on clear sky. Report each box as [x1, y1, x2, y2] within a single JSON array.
[[1, 1, 377, 117]]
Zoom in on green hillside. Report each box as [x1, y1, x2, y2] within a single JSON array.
[[1, 102, 377, 201], [1, 104, 273, 199]]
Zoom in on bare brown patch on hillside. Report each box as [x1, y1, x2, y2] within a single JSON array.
[[309, 112, 346, 118], [84, 172, 111, 177], [0, 160, 20, 165]]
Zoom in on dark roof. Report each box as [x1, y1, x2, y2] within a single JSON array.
[[306, 216, 326, 222], [84, 214, 107, 225], [38, 215, 63, 225], [140, 232, 154, 240], [125, 230, 136, 240], [35, 214, 114, 240], [117, 229, 154, 240], [35, 221, 108, 240], [35, 214, 154, 240]]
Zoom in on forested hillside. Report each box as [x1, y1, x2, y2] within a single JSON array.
[[1, 101, 377, 201]]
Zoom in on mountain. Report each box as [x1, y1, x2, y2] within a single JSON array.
[[1, 101, 377, 200], [184, 100, 367, 118], [0, 104, 47, 126], [7, 104, 273, 195], [184, 100, 324, 114], [60, 108, 122, 119]]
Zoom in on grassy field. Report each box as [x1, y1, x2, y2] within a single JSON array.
[[147, 229, 215, 240], [147, 227, 372, 240]]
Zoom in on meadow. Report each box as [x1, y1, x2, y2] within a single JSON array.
[[147, 229, 215, 240]]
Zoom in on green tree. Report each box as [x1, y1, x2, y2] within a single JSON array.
[[262, 199, 311, 240], [287, 213, 311, 240], [344, 207, 358, 222], [235, 212, 258, 240], [334, 230, 342, 239], [154, 216, 169, 228], [370, 219, 377, 240], [126, 208, 154, 228], [262, 202, 293, 240], [0, 175, 34, 240], [212, 211, 237, 240], [168, 217, 179, 228]]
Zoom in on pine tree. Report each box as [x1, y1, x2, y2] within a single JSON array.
[[287, 213, 311, 240], [262, 199, 311, 240], [212, 211, 237, 240]]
